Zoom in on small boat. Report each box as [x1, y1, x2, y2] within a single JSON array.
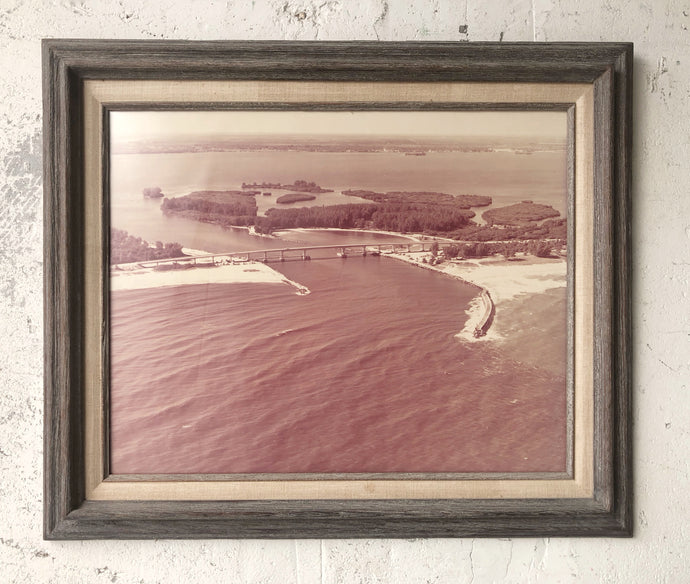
[[337, 251, 348, 258], [370, 250, 381, 257]]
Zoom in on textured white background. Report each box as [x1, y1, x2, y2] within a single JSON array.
[[1, 1, 688, 582]]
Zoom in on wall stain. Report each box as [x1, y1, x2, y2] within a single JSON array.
[[373, 0, 388, 40], [645, 56, 669, 98]]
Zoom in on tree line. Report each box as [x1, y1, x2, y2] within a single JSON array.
[[342, 189, 491, 208], [110, 228, 184, 264], [158, 189, 565, 245], [161, 193, 257, 218], [161, 194, 258, 228], [447, 218, 567, 242], [253, 202, 475, 234], [481, 201, 561, 226], [437, 239, 564, 260]]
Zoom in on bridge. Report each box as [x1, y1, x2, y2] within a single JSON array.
[[135, 239, 496, 338], [138, 241, 458, 268]]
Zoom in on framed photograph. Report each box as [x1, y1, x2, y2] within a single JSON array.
[[43, 40, 632, 539]]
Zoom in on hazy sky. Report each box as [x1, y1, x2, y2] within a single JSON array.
[[110, 110, 567, 142]]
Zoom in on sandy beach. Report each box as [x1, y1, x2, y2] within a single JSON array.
[[442, 256, 566, 302], [273, 227, 424, 241], [386, 251, 567, 341], [110, 235, 565, 342], [111, 258, 310, 295]]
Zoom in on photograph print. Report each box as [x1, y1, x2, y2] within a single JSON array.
[[108, 109, 570, 477]]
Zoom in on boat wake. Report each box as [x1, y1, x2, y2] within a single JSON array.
[[275, 328, 296, 337], [282, 278, 311, 295]]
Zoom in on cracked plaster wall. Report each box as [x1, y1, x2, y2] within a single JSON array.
[[0, 0, 688, 582]]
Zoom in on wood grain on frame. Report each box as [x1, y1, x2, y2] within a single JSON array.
[[83, 80, 593, 502], [43, 41, 633, 539]]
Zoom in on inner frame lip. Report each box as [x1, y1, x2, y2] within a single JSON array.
[[82, 80, 592, 502]]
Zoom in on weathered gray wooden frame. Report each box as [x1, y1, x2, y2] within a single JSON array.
[[43, 40, 632, 539]]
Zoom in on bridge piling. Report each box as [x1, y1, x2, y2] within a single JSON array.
[[136, 241, 441, 269]]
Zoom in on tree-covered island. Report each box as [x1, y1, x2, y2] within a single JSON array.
[[157, 181, 566, 253], [242, 179, 333, 193], [341, 190, 491, 208], [161, 190, 259, 228], [276, 193, 317, 204], [482, 201, 560, 226]]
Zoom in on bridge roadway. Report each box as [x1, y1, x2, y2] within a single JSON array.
[[139, 241, 457, 268], [137, 240, 495, 338]]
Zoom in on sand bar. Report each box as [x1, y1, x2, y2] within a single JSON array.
[[442, 256, 567, 303], [387, 251, 566, 340], [273, 227, 423, 242], [389, 252, 566, 303], [111, 259, 310, 295]]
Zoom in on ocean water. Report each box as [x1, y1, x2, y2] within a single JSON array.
[[109, 146, 568, 475], [110, 258, 567, 474]]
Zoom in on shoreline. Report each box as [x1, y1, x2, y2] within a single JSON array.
[[110, 232, 566, 339], [273, 226, 424, 242], [385, 251, 567, 341], [111, 257, 310, 295]]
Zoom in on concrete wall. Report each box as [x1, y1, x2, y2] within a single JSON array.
[[1, 1, 688, 581]]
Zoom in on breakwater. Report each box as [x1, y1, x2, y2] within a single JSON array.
[[473, 289, 495, 338], [385, 254, 496, 338]]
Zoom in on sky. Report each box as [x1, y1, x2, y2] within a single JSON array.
[[109, 110, 567, 142]]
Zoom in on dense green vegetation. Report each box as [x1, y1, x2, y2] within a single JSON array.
[[447, 217, 567, 242], [111, 228, 184, 264], [157, 184, 565, 250], [482, 201, 560, 226], [281, 180, 332, 193], [342, 190, 491, 208], [253, 189, 484, 234], [276, 193, 317, 204], [254, 204, 373, 233], [242, 179, 332, 193], [161, 191, 258, 228], [528, 240, 559, 257], [253, 202, 475, 234], [441, 239, 564, 259]]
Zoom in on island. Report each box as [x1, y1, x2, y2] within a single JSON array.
[[143, 187, 164, 199], [482, 200, 561, 226], [161, 190, 258, 228], [276, 193, 317, 204], [157, 182, 566, 250], [341, 190, 492, 208], [242, 179, 333, 193], [152, 181, 567, 339]]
